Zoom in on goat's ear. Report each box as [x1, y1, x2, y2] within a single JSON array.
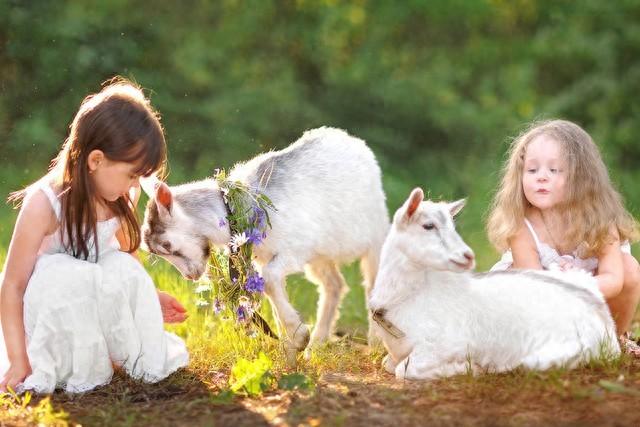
[[155, 182, 173, 215], [403, 187, 424, 221], [449, 198, 466, 218], [140, 174, 161, 197]]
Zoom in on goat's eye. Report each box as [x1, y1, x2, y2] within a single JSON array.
[[423, 223, 436, 231], [161, 241, 172, 252]]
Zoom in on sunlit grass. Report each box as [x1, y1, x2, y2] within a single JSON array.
[[146, 253, 371, 378], [0, 390, 68, 427]]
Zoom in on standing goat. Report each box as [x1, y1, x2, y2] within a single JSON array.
[[141, 127, 389, 354], [369, 188, 620, 380]]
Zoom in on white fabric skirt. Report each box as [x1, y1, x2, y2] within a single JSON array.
[[6, 250, 188, 394]]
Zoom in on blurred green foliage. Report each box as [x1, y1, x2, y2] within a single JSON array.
[[1, 0, 639, 268]]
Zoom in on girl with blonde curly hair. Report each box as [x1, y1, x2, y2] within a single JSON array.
[[487, 119, 640, 354]]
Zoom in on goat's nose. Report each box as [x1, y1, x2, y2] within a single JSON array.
[[464, 252, 475, 262]]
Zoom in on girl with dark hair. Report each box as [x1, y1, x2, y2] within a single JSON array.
[[0, 78, 188, 393]]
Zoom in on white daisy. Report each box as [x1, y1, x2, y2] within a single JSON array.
[[194, 284, 212, 294], [230, 232, 248, 252]]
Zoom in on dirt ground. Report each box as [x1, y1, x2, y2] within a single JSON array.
[[44, 356, 640, 427]]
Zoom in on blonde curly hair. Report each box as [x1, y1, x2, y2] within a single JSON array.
[[487, 119, 638, 257]]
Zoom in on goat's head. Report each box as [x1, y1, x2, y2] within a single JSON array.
[[391, 188, 475, 272], [140, 178, 230, 281]]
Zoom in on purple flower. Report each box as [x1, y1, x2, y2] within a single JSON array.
[[214, 298, 224, 314], [218, 218, 228, 228], [246, 228, 266, 246], [236, 306, 247, 323], [244, 273, 265, 293], [251, 206, 267, 229]]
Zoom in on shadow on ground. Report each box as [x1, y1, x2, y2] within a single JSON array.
[[49, 369, 269, 427]]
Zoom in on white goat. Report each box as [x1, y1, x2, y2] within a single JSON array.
[[141, 127, 389, 354], [369, 188, 620, 380]]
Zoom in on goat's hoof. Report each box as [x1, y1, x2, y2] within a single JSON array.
[[290, 323, 311, 351], [303, 347, 313, 361], [303, 335, 331, 361], [382, 354, 397, 374]]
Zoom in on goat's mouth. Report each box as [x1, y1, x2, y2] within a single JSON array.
[[181, 265, 206, 281], [162, 257, 206, 282], [181, 270, 204, 281], [449, 259, 475, 271]]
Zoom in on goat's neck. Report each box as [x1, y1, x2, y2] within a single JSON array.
[[370, 242, 428, 309]]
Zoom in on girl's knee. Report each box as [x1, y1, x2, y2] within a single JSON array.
[[25, 254, 100, 306], [98, 250, 136, 266], [98, 251, 145, 275], [97, 251, 154, 294]]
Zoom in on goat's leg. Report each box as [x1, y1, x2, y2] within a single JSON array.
[[395, 349, 467, 380], [261, 262, 310, 353], [361, 248, 383, 348], [382, 354, 399, 374], [304, 259, 346, 347]]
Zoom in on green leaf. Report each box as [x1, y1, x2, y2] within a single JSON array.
[[229, 352, 274, 396]]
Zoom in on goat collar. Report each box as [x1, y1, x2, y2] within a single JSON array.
[[371, 308, 406, 339]]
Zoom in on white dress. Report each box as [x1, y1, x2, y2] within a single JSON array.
[[491, 218, 631, 273], [1, 181, 188, 394]]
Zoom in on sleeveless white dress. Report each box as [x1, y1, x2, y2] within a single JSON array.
[[1, 181, 188, 393], [491, 218, 631, 273]]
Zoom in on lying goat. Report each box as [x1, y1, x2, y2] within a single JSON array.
[[141, 127, 389, 353], [369, 188, 620, 380]]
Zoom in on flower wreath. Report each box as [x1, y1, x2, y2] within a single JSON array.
[[196, 169, 277, 337]]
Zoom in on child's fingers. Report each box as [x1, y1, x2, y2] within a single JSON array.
[[173, 312, 188, 323], [0, 374, 12, 393], [0, 375, 21, 393], [171, 298, 187, 313], [171, 311, 188, 322], [165, 316, 184, 324], [163, 309, 188, 323], [159, 291, 187, 313]]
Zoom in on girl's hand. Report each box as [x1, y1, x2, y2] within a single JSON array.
[[158, 291, 188, 323], [0, 358, 32, 392], [559, 257, 576, 271]]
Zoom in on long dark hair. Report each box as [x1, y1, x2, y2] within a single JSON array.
[[10, 77, 166, 260]]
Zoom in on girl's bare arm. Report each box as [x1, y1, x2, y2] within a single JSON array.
[[1, 190, 57, 389], [595, 226, 624, 299], [510, 222, 543, 270]]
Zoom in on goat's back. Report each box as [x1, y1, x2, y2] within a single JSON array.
[[384, 269, 619, 372], [470, 270, 619, 367], [230, 127, 389, 263]]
